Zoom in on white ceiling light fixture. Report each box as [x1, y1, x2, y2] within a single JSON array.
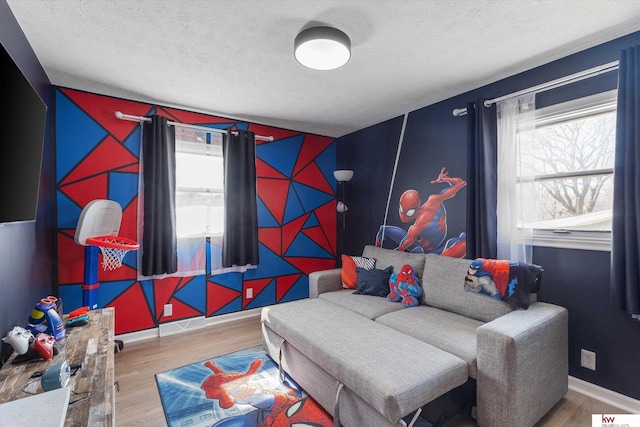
[[294, 26, 351, 71]]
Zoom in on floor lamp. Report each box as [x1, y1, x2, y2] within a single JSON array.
[[334, 170, 354, 229]]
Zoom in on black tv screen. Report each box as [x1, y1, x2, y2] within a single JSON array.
[[0, 42, 47, 223]]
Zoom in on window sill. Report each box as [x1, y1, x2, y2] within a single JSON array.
[[531, 230, 611, 252]]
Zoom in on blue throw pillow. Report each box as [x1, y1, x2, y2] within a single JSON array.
[[353, 266, 393, 297]]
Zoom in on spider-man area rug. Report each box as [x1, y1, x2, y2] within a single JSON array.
[[155, 347, 333, 427]]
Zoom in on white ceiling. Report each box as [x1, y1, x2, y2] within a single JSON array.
[[7, 0, 640, 138]]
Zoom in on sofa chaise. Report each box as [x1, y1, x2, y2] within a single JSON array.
[[261, 245, 568, 426]]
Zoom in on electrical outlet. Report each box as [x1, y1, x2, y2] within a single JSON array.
[[163, 304, 173, 317], [581, 349, 596, 370], [246, 288, 253, 299]]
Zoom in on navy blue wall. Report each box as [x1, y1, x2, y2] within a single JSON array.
[[337, 116, 404, 258], [0, 0, 54, 364], [337, 31, 640, 399]]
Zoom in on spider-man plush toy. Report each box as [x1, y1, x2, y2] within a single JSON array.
[[388, 264, 423, 307]]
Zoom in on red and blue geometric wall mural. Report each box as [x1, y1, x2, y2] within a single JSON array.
[[54, 88, 336, 334]]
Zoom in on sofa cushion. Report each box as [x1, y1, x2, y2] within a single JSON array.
[[362, 245, 427, 278], [318, 289, 403, 319], [422, 254, 518, 322], [353, 266, 393, 297], [376, 306, 483, 378], [261, 298, 468, 423], [341, 254, 376, 289]]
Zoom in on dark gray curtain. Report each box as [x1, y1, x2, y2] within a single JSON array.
[[466, 100, 498, 259], [141, 115, 178, 276], [222, 129, 259, 267], [611, 46, 640, 315]]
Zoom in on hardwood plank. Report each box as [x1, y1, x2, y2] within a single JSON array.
[[113, 315, 628, 426], [537, 389, 629, 426]]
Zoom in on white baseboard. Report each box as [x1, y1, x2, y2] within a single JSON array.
[[115, 308, 262, 344], [116, 327, 159, 344], [159, 316, 206, 337], [204, 307, 261, 326], [569, 376, 640, 413]]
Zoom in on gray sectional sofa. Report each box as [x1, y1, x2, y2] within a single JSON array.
[[261, 245, 568, 427]]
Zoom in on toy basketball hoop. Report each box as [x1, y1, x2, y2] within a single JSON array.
[[85, 235, 139, 271], [75, 200, 139, 309]]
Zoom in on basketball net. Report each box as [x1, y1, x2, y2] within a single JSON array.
[[97, 241, 130, 270], [86, 236, 139, 271]]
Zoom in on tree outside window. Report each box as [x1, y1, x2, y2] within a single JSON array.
[[517, 91, 616, 242]]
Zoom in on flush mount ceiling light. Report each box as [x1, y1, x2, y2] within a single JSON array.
[[294, 26, 351, 70]]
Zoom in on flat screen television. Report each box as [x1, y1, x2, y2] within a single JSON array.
[[0, 42, 47, 223]]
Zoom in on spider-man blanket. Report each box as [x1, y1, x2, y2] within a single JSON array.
[[463, 258, 543, 309]]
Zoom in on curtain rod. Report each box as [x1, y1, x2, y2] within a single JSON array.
[[452, 60, 619, 116], [115, 111, 274, 141]]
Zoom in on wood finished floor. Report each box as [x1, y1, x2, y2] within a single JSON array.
[[114, 314, 626, 426]]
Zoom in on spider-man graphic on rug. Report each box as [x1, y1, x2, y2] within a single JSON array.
[[201, 357, 331, 427], [376, 167, 467, 257]]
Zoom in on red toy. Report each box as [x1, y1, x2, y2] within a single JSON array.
[[31, 333, 55, 360], [69, 306, 89, 318]]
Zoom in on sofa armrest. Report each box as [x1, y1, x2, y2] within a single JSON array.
[[309, 268, 342, 298], [476, 302, 568, 427]]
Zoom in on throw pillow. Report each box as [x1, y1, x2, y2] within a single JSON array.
[[341, 254, 375, 289], [353, 266, 393, 297], [388, 264, 423, 307]]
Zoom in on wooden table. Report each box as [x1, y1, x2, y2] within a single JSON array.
[[0, 308, 115, 426]]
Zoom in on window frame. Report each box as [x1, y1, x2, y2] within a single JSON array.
[[521, 90, 617, 252]]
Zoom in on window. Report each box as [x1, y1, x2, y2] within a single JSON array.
[[175, 127, 225, 238], [517, 91, 616, 250]]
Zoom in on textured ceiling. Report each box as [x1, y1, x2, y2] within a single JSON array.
[[7, 0, 640, 137]]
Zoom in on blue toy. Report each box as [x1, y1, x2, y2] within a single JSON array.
[[27, 296, 65, 340]]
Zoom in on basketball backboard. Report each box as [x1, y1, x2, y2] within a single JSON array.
[[74, 200, 122, 246]]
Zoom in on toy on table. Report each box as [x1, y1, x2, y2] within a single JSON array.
[[27, 296, 65, 340], [41, 360, 71, 391], [69, 306, 89, 318], [65, 306, 90, 327], [2, 326, 33, 355], [2, 296, 66, 363], [31, 333, 56, 360]]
